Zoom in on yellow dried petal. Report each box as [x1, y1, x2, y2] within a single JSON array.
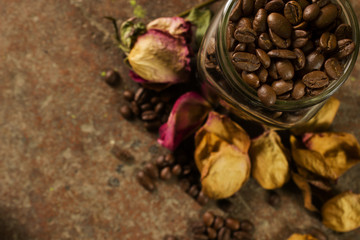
[[250, 130, 290, 189], [287, 233, 318, 240], [322, 192, 360, 232], [291, 97, 340, 135], [292, 172, 318, 212], [201, 144, 251, 199]]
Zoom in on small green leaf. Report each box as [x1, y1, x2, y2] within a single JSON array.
[[119, 18, 146, 55], [186, 8, 212, 48]]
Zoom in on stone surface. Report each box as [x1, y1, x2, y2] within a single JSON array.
[[0, 0, 359, 240]]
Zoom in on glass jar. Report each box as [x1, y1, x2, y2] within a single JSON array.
[[197, 0, 359, 129]]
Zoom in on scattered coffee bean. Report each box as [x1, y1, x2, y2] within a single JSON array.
[[269, 29, 292, 49], [303, 3, 320, 21], [234, 27, 257, 43], [257, 84, 277, 106], [291, 80, 306, 99], [284, 1, 303, 25], [192, 222, 207, 234], [123, 90, 134, 102], [256, 49, 271, 68], [242, 71, 261, 88], [103, 70, 121, 87], [319, 32, 337, 51], [134, 87, 148, 105], [225, 217, 240, 231], [144, 163, 159, 179], [154, 102, 165, 114], [207, 227, 217, 239], [111, 146, 135, 162], [197, 191, 209, 205], [314, 4, 337, 29], [203, 211, 215, 227], [268, 62, 279, 79], [293, 48, 306, 70], [253, 8, 268, 34], [213, 216, 225, 230], [171, 164, 182, 176], [267, 12, 292, 39], [136, 171, 156, 192], [305, 51, 325, 72], [188, 185, 200, 197], [258, 67, 269, 83], [275, 60, 295, 80], [141, 110, 157, 121], [324, 57, 343, 79], [160, 167, 172, 180], [233, 231, 252, 240], [258, 33, 274, 51], [232, 52, 261, 72], [337, 38, 355, 59], [165, 153, 175, 165], [240, 220, 254, 233], [217, 227, 231, 240], [235, 42, 247, 52], [140, 103, 152, 111], [302, 71, 329, 89], [272, 79, 294, 95], [130, 101, 140, 117], [119, 105, 133, 120], [193, 234, 209, 240]]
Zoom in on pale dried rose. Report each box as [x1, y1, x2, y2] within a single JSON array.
[[322, 192, 360, 232], [291, 97, 340, 135], [287, 233, 318, 240], [147, 17, 191, 40], [250, 130, 290, 189], [201, 144, 251, 199], [157, 92, 211, 151], [292, 172, 318, 212]]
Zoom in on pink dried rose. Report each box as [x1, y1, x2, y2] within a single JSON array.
[[147, 17, 192, 41], [157, 92, 212, 151]]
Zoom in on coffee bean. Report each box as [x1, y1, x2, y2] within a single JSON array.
[[314, 4, 337, 29], [230, 0, 243, 22], [193, 223, 207, 234], [182, 165, 192, 175], [237, 17, 252, 28], [258, 33, 274, 51], [278, 92, 291, 100], [335, 23, 352, 40], [232, 52, 261, 72], [217, 227, 231, 240], [140, 103, 152, 111], [269, 29, 292, 49], [160, 167, 172, 180], [154, 102, 165, 114], [213, 217, 225, 230], [254, 0, 267, 12], [164, 153, 175, 165], [225, 217, 241, 231], [305, 51, 325, 72], [234, 27, 257, 43], [150, 96, 160, 105], [337, 39, 355, 59], [258, 67, 269, 83], [144, 163, 159, 179], [123, 90, 135, 102], [265, 0, 285, 13], [193, 234, 209, 240], [268, 191, 281, 207], [130, 101, 140, 116], [111, 146, 135, 162], [242, 71, 261, 88], [240, 220, 254, 232], [267, 12, 292, 39], [203, 211, 215, 227], [303, 3, 320, 21], [276, 60, 294, 81], [207, 227, 217, 239], [268, 62, 279, 79], [307, 86, 326, 96], [170, 164, 181, 176], [141, 110, 157, 121], [253, 8, 267, 34], [103, 70, 121, 87], [308, 228, 328, 240], [292, 37, 309, 48], [284, 1, 303, 25], [233, 231, 252, 240], [291, 80, 306, 99], [319, 32, 337, 51], [155, 155, 167, 168], [272, 79, 294, 95], [302, 71, 329, 88], [136, 171, 156, 192], [227, 23, 236, 51], [134, 87, 148, 105], [197, 191, 209, 206], [268, 49, 297, 59], [188, 185, 199, 197], [293, 29, 309, 39], [235, 43, 247, 52], [242, 0, 254, 16], [324, 58, 343, 79], [257, 84, 277, 106], [119, 105, 133, 120]]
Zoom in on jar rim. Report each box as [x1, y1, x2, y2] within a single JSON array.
[[216, 0, 360, 111]]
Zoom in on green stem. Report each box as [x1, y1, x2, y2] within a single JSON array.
[[177, 0, 219, 17], [104, 16, 121, 42]]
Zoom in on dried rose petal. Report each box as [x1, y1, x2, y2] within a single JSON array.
[[147, 17, 191, 40], [292, 172, 318, 212], [128, 29, 191, 85], [201, 144, 251, 199], [322, 192, 360, 232], [250, 130, 290, 189], [157, 92, 211, 151], [287, 233, 319, 240]]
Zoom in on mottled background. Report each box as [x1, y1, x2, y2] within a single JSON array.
[[0, 0, 359, 239]]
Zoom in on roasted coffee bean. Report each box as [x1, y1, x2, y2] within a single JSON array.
[[207, 227, 217, 239], [194, 234, 209, 240], [144, 163, 159, 179], [269, 29, 292, 48], [164, 153, 175, 165], [324, 58, 343, 79], [154, 102, 165, 114], [213, 217, 225, 230], [258, 33, 274, 51], [272, 79, 294, 95], [111, 146, 135, 162], [237, 17, 253, 28], [234, 27, 257, 43], [227, 23, 236, 51], [337, 39, 355, 59], [230, 0, 243, 22], [197, 191, 209, 205], [253, 8, 267, 34], [276, 60, 294, 80], [256, 49, 271, 68], [179, 179, 191, 192], [305, 51, 325, 72], [284, 1, 303, 25], [292, 37, 308, 48], [141, 110, 157, 121], [308, 227, 328, 240], [136, 171, 155, 192], [267, 49, 297, 59], [291, 80, 306, 99], [293, 21, 308, 30], [203, 211, 215, 227], [130, 101, 140, 116], [104, 70, 121, 87], [319, 32, 337, 51], [242, 71, 261, 88], [140, 103, 152, 111], [119, 105, 133, 120], [217, 227, 231, 240], [278, 92, 291, 99], [255, 0, 267, 12], [235, 43, 247, 52], [233, 231, 252, 240], [307, 86, 326, 96], [155, 155, 167, 168], [123, 90, 135, 102], [267, 12, 292, 39], [225, 217, 240, 231], [302, 71, 329, 88], [134, 87, 148, 105], [192, 223, 207, 234], [314, 4, 337, 29], [265, 0, 285, 13], [171, 164, 182, 176], [160, 166, 172, 180], [240, 220, 254, 232], [296, 0, 310, 9], [242, 0, 254, 16], [232, 52, 261, 72], [335, 23, 352, 40], [182, 165, 192, 175], [293, 29, 309, 38], [303, 3, 320, 21], [188, 185, 199, 197], [258, 67, 269, 83], [257, 84, 277, 106], [268, 62, 279, 79]]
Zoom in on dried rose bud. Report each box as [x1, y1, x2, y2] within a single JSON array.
[[147, 17, 192, 40], [287, 233, 319, 240], [322, 192, 360, 232], [250, 130, 290, 189], [157, 92, 211, 151]]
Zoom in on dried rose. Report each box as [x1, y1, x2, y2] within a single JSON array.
[[250, 130, 290, 189], [291, 97, 340, 135], [290, 133, 360, 180], [322, 192, 360, 232], [292, 172, 318, 212], [128, 29, 191, 85], [287, 233, 318, 240], [147, 17, 191, 41], [157, 92, 211, 151]]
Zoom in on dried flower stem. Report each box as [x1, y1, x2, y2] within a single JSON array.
[[177, 0, 219, 17]]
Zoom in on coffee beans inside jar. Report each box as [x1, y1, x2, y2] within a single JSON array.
[[224, 0, 355, 106]]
